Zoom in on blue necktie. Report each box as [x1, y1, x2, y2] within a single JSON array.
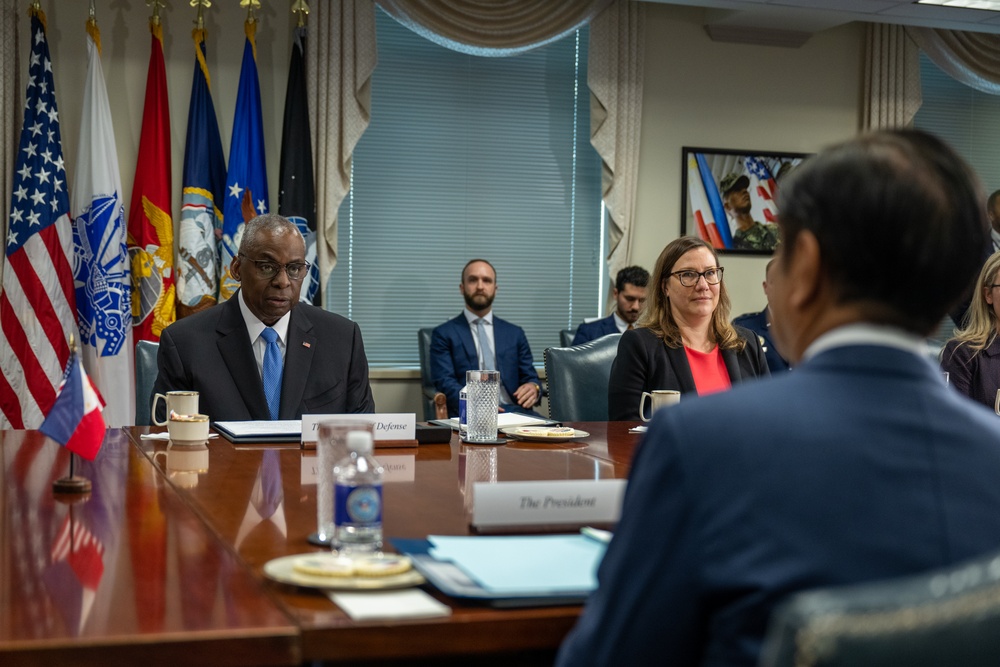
[[260, 327, 283, 420], [475, 318, 496, 371]]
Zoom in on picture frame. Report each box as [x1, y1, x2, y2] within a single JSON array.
[[680, 146, 809, 255]]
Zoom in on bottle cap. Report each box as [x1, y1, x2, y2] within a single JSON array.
[[346, 430, 374, 455]]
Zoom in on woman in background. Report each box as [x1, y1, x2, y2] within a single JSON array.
[[941, 251, 1000, 411], [608, 236, 769, 421]]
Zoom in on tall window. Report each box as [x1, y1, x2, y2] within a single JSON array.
[[914, 52, 1000, 191], [328, 8, 603, 367]]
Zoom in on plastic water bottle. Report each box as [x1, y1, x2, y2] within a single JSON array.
[[459, 384, 468, 437], [333, 431, 384, 554]]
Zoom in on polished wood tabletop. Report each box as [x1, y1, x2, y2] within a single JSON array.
[[127, 421, 640, 664], [0, 429, 298, 667], [1, 422, 640, 666]]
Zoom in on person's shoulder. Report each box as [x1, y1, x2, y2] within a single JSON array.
[[294, 302, 358, 330], [432, 314, 465, 335], [493, 315, 527, 334], [732, 310, 764, 328], [732, 323, 760, 343], [160, 302, 226, 339]]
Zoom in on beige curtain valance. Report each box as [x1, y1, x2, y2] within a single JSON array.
[[377, 0, 615, 56], [906, 26, 1000, 96]]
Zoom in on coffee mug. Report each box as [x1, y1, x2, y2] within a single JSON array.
[[167, 413, 210, 443], [152, 391, 200, 426], [639, 390, 681, 422]]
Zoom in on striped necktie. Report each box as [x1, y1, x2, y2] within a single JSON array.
[[475, 318, 496, 371]]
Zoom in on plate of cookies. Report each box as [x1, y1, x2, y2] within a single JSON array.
[[501, 426, 590, 443], [263, 552, 425, 590]]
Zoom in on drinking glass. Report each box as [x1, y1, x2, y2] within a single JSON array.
[[465, 370, 500, 441]]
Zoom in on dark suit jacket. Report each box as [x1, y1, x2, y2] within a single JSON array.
[[430, 313, 540, 417], [558, 345, 1000, 667], [153, 294, 375, 422], [940, 336, 1000, 410], [608, 325, 768, 421], [732, 306, 790, 373], [572, 315, 619, 346]]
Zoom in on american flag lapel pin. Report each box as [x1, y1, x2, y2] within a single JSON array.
[[303, 341, 311, 348]]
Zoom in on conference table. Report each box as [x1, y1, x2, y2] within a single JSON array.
[[1, 422, 642, 666]]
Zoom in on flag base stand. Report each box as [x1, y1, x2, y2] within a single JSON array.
[[53, 476, 92, 495]]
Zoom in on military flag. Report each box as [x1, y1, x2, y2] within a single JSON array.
[[176, 26, 227, 317], [0, 8, 78, 429], [127, 15, 174, 342], [279, 25, 318, 303], [71, 16, 134, 428], [220, 17, 269, 300]]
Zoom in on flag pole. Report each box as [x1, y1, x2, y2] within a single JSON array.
[[291, 0, 309, 28], [53, 334, 93, 496]]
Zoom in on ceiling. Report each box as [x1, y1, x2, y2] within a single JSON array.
[[643, 0, 1000, 38]]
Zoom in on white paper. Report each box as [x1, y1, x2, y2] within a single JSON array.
[[328, 588, 452, 621], [214, 420, 301, 437], [436, 412, 554, 431]]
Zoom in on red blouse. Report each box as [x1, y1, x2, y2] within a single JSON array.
[[684, 345, 732, 395]]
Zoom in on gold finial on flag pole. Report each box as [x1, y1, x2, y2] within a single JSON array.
[[241, 0, 261, 25], [88, 0, 96, 20], [191, 0, 211, 30], [147, 0, 166, 26], [291, 0, 308, 28]]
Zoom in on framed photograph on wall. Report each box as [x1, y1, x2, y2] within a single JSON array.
[[680, 147, 809, 255]]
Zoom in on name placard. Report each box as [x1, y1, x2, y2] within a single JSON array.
[[471, 479, 626, 529], [300, 453, 415, 484], [301, 414, 416, 444]]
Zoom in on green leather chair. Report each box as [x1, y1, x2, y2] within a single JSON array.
[[135, 340, 159, 426], [544, 333, 621, 422], [761, 548, 1000, 667], [417, 328, 447, 421]]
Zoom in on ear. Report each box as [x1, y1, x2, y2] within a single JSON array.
[[230, 254, 243, 282], [785, 230, 822, 311], [986, 285, 994, 307]]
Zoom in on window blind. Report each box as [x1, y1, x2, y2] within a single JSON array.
[[326, 8, 603, 368], [914, 52, 1000, 191]]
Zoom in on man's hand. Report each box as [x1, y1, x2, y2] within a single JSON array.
[[513, 382, 540, 409]]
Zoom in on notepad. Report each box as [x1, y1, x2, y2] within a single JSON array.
[[328, 589, 452, 621], [427, 534, 606, 595], [430, 413, 556, 431]]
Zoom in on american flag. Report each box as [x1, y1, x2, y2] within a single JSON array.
[[744, 156, 778, 224], [0, 10, 78, 429]]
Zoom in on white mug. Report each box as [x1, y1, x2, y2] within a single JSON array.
[[152, 391, 200, 426], [167, 413, 210, 443], [639, 390, 681, 422]]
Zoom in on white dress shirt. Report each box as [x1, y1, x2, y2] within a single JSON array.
[[238, 290, 291, 381]]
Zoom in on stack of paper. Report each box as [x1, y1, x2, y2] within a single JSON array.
[[427, 534, 606, 595]]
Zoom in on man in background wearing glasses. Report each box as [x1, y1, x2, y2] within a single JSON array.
[[153, 213, 375, 422]]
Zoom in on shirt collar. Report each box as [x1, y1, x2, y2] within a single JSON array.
[[612, 311, 629, 332], [238, 289, 291, 343], [801, 323, 929, 362], [464, 308, 493, 325]]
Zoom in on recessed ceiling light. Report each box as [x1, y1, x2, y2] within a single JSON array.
[[917, 0, 1000, 11]]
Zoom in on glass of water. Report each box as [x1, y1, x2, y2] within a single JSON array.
[[465, 370, 500, 441]]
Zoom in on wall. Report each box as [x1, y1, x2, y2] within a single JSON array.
[[16, 2, 863, 415], [632, 4, 863, 318]]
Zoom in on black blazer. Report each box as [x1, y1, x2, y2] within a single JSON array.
[[608, 326, 768, 421], [153, 294, 375, 422]]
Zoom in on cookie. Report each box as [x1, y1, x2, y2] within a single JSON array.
[[292, 554, 355, 578], [353, 555, 412, 577]]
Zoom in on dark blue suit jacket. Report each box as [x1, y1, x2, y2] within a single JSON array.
[[572, 315, 619, 346], [558, 344, 1000, 667], [732, 306, 790, 373], [430, 313, 541, 417]]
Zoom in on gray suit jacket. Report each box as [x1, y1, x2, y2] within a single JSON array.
[[153, 294, 375, 422]]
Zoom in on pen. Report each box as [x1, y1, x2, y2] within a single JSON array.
[[580, 526, 613, 544]]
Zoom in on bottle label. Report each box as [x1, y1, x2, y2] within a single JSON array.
[[459, 396, 467, 429], [335, 483, 382, 525]]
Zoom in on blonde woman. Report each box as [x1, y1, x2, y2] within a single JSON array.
[[941, 251, 1000, 410], [608, 236, 769, 421]]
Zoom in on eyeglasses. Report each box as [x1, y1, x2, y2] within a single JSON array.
[[670, 267, 724, 287], [239, 255, 310, 281]]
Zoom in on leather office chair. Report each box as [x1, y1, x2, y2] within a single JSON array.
[[559, 328, 577, 347], [544, 333, 621, 422], [417, 328, 448, 421], [760, 548, 1000, 667], [135, 340, 159, 426]]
